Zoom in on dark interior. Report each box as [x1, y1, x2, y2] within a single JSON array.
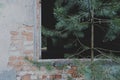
[[42, 0, 120, 59]]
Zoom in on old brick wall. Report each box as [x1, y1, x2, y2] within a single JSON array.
[[0, 0, 84, 80], [6, 0, 41, 80], [6, 0, 39, 79], [0, 0, 34, 71], [8, 25, 38, 80]]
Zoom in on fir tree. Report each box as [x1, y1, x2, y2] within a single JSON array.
[[42, 0, 120, 60]]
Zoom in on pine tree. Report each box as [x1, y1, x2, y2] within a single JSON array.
[[42, 0, 120, 60]]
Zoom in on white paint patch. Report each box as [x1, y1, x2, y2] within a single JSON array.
[[0, 0, 34, 72]]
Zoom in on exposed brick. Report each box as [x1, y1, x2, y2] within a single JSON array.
[[21, 74, 31, 80], [11, 35, 19, 40], [26, 34, 33, 41], [17, 61, 25, 66], [71, 72, 78, 78], [42, 75, 47, 79], [25, 26, 33, 30], [22, 31, 33, 36], [18, 56, 24, 60], [50, 75, 55, 79], [10, 31, 19, 35], [8, 61, 14, 66], [55, 74, 62, 79], [22, 31, 33, 41], [67, 69, 74, 74], [24, 50, 33, 54], [26, 35, 33, 41], [9, 56, 17, 61]]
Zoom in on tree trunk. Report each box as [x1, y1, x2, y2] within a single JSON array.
[[90, 0, 94, 62]]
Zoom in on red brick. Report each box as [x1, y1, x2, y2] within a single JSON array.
[[22, 31, 33, 36], [22, 31, 33, 41], [55, 74, 62, 79], [24, 50, 33, 54], [50, 75, 55, 79], [71, 72, 78, 78], [9, 56, 17, 61], [18, 56, 24, 60], [17, 61, 25, 66], [67, 69, 74, 74], [8, 62, 14, 66], [10, 31, 18, 35], [42, 75, 47, 79], [25, 26, 33, 30], [26, 35, 33, 41], [26, 33, 33, 41], [21, 74, 31, 80]]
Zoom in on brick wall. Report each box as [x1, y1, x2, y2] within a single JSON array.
[[6, 0, 84, 80], [8, 25, 37, 80], [7, 25, 84, 79]]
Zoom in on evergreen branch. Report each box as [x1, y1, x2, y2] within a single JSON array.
[[94, 18, 110, 21], [73, 47, 83, 57], [94, 18, 120, 24], [73, 32, 89, 49], [67, 49, 89, 59], [94, 48, 120, 64], [76, 37, 86, 48], [94, 21, 110, 24], [94, 54, 103, 58], [95, 47, 120, 53], [96, 1, 120, 11], [60, 29, 68, 33], [72, 39, 77, 44], [79, 22, 90, 24]]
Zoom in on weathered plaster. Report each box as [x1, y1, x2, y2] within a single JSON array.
[[0, 0, 34, 71]]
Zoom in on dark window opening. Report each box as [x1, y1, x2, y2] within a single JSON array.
[[41, 0, 120, 59]]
